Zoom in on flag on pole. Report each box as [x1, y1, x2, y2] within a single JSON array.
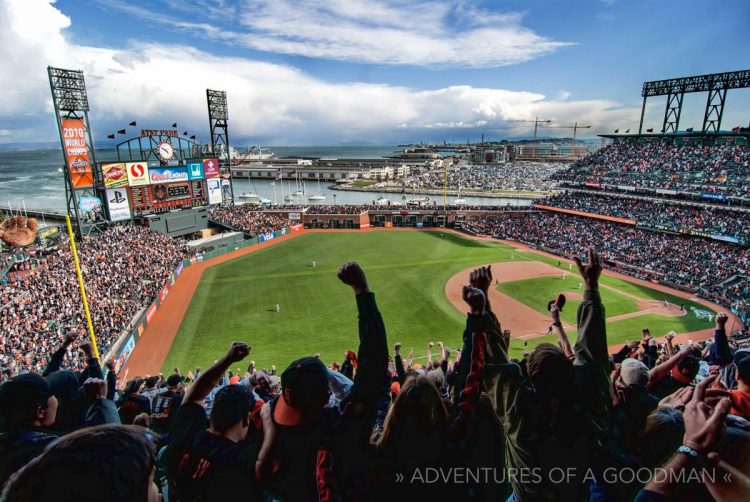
[[171, 123, 177, 128], [646, 128, 654, 133], [275, 168, 282, 180], [117, 129, 126, 135], [190, 135, 196, 140], [129, 121, 137, 126], [107, 134, 115, 139], [614, 129, 619, 133]]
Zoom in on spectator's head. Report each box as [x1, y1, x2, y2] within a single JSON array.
[[734, 350, 750, 385], [144, 376, 160, 389], [671, 356, 700, 384], [1, 424, 158, 501], [274, 357, 330, 426], [526, 343, 572, 396], [133, 412, 151, 428], [620, 358, 650, 388], [377, 376, 448, 454], [124, 378, 145, 396], [210, 384, 255, 438], [345, 350, 358, 367], [166, 373, 182, 390], [0, 373, 58, 431], [425, 367, 445, 391]]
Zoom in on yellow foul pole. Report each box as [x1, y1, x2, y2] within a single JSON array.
[[64, 215, 100, 360]]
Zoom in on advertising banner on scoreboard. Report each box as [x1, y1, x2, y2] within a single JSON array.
[[61, 118, 94, 188], [188, 162, 204, 180], [150, 167, 189, 184], [126, 162, 150, 186], [207, 178, 222, 204], [102, 163, 128, 188], [106, 188, 132, 221], [203, 158, 220, 178]]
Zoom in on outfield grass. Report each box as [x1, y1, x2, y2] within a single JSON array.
[[163, 231, 518, 371], [162, 231, 717, 370]]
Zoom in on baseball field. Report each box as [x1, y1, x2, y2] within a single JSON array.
[[157, 230, 718, 373]]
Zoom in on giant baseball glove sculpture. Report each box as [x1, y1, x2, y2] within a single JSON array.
[[0, 216, 39, 247]]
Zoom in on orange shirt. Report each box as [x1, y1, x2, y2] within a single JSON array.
[[729, 389, 750, 419]]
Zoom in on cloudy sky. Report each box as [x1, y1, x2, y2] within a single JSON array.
[[1, 0, 748, 145]]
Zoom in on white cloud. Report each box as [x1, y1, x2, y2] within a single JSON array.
[[0, 0, 639, 144], [101, 0, 574, 68]]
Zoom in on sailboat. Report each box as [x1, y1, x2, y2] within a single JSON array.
[[454, 179, 467, 205], [238, 177, 259, 199], [308, 174, 326, 201]]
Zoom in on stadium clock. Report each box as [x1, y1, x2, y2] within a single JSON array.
[[157, 141, 175, 161]]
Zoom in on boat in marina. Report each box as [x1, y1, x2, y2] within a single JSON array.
[[238, 178, 259, 199], [308, 174, 326, 201]]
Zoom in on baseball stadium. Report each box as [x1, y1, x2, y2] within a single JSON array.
[[2, 3, 750, 499]]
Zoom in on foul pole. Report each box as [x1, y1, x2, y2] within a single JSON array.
[[65, 215, 100, 360]]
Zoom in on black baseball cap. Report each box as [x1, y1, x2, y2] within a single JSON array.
[[734, 350, 750, 383], [274, 357, 329, 426], [0, 373, 54, 426]]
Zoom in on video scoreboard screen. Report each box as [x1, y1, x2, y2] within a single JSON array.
[[129, 180, 208, 216]]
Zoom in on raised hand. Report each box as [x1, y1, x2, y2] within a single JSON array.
[[683, 375, 731, 457], [550, 303, 562, 324], [573, 247, 602, 290], [394, 342, 402, 355], [337, 261, 369, 295], [63, 330, 79, 347], [225, 342, 251, 363], [79, 341, 95, 360], [469, 265, 493, 293], [462, 285, 486, 316], [716, 312, 728, 330], [83, 377, 108, 400]]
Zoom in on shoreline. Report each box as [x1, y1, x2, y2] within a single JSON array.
[[329, 184, 550, 199]]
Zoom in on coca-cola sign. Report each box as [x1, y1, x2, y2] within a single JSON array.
[[101, 163, 128, 187]]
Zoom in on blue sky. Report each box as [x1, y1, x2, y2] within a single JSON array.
[[1, 0, 748, 145]]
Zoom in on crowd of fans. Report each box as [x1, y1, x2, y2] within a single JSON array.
[[555, 140, 750, 198], [2, 260, 750, 500], [540, 191, 750, 242], [0, 225, 193, 375], [417, 161, 565, 192], [466, 211, 750, 323], [209, 206, 291, 235]]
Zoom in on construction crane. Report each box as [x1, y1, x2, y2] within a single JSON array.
[[540, 122, 592, 145], [506, 116, 552, 140]]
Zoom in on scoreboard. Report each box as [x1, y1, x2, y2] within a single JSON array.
[[99, 159, 220, 220]]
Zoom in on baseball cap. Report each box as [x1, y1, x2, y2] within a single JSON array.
[[672, 356, 700, 384], [274, 357, 329, 426], [0, 373, 54, 425], [734, 350, 750, 383], [620, 358, 649, 388]]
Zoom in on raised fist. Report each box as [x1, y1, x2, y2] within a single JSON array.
[[462, 285, 486, 315], [225, 342, 251, 363], [573, 247, 602, 290], [470, 265, 492, 293], [337, 262, 368, 293], [0, 216, 39, 247], [716, 312, 729, 330], [83, 378, 107, 400]]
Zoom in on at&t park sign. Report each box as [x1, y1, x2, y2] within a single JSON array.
[[141, 129, 179, 138]]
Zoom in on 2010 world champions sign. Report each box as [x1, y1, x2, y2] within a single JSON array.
[[61, 118, 94, 188]]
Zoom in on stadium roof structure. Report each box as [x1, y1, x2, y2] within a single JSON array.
[[637, 70, 750, 135]]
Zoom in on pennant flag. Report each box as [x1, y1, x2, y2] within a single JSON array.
[[190, 135, 196, 140], [117, 129, 126, 134], [614, 129, 619, 133], [172, 123, 177, 128], [646, 128, 654, 133], [624, 129, 630, 133], [686, 127, 694, 132], [183, 131, 188, 135], [129, 121, 136, 126], [107, 134, 115, 139]]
